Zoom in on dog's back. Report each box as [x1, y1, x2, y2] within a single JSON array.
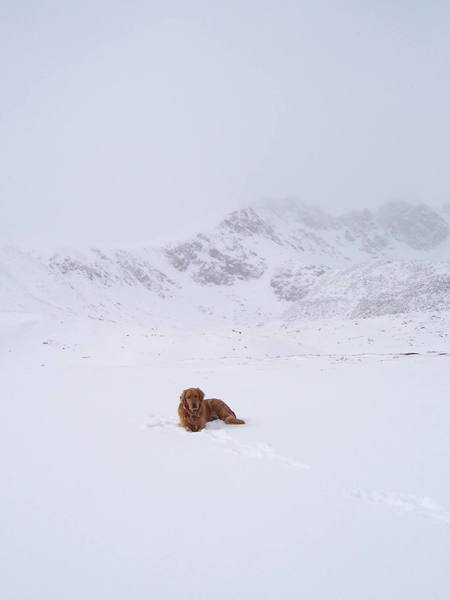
[[205, 399, 245, 425]]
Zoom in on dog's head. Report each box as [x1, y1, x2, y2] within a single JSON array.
[[180, 387, 205, 414]]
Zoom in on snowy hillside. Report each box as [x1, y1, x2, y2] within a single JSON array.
[[1, 200, 450, 326], [2, 199, 450, 599]]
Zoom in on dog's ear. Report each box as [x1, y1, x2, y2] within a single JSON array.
[[180, 389, 187, 405], [197, 388, 205, 401]]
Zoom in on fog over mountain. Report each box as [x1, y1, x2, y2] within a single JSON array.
[[2, 1, 450, 244], [2, 199, 449, 326]]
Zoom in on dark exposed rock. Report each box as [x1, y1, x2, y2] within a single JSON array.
[[165, 240, 203, 271], [282, 260, 450, 321], [193, 254, 265, 286], [339, 209, 389, 254], [164, 209, 271, 285], [114, 251, 177, 297], [49, 256, 111, 284], [377, 201, 449, 250], [220, 208, 281, 243], [271, 265, 330, 301], [49, 250, 177, 298]]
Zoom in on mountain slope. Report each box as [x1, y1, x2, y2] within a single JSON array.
[[1, 200, 449, 325]]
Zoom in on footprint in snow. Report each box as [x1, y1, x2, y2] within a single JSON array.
[[353, 490, 450, 525], [206, 430, 310, 470], [147, 415, 310, 471]]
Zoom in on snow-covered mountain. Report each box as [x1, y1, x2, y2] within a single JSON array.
[[1, 199, 449, 325], [3, 201, 450, 600]]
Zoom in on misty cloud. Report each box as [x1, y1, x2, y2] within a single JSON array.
[[1, 0, 449, 244]]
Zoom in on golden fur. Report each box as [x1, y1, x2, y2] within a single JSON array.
[[178, 387, 245, 432]]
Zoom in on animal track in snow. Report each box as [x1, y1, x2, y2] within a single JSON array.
[[147, 415, 310, 471], [353, 490, 450, 525], [205, 429, 310, 470]]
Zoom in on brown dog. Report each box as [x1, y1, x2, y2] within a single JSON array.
[[178, 387, 245, 432]]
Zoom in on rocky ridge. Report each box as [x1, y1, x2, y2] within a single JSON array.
[[1, 200, 449, 324]]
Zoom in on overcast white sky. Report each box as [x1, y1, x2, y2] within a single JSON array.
[[1, 1, 449, 245]]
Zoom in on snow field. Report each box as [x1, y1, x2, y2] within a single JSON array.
[[1, 313, 449, 599]]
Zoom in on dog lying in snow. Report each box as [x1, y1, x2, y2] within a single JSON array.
[[178, 387, 245, 432]]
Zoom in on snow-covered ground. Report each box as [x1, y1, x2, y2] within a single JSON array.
[[1, 311, 449, 599]]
